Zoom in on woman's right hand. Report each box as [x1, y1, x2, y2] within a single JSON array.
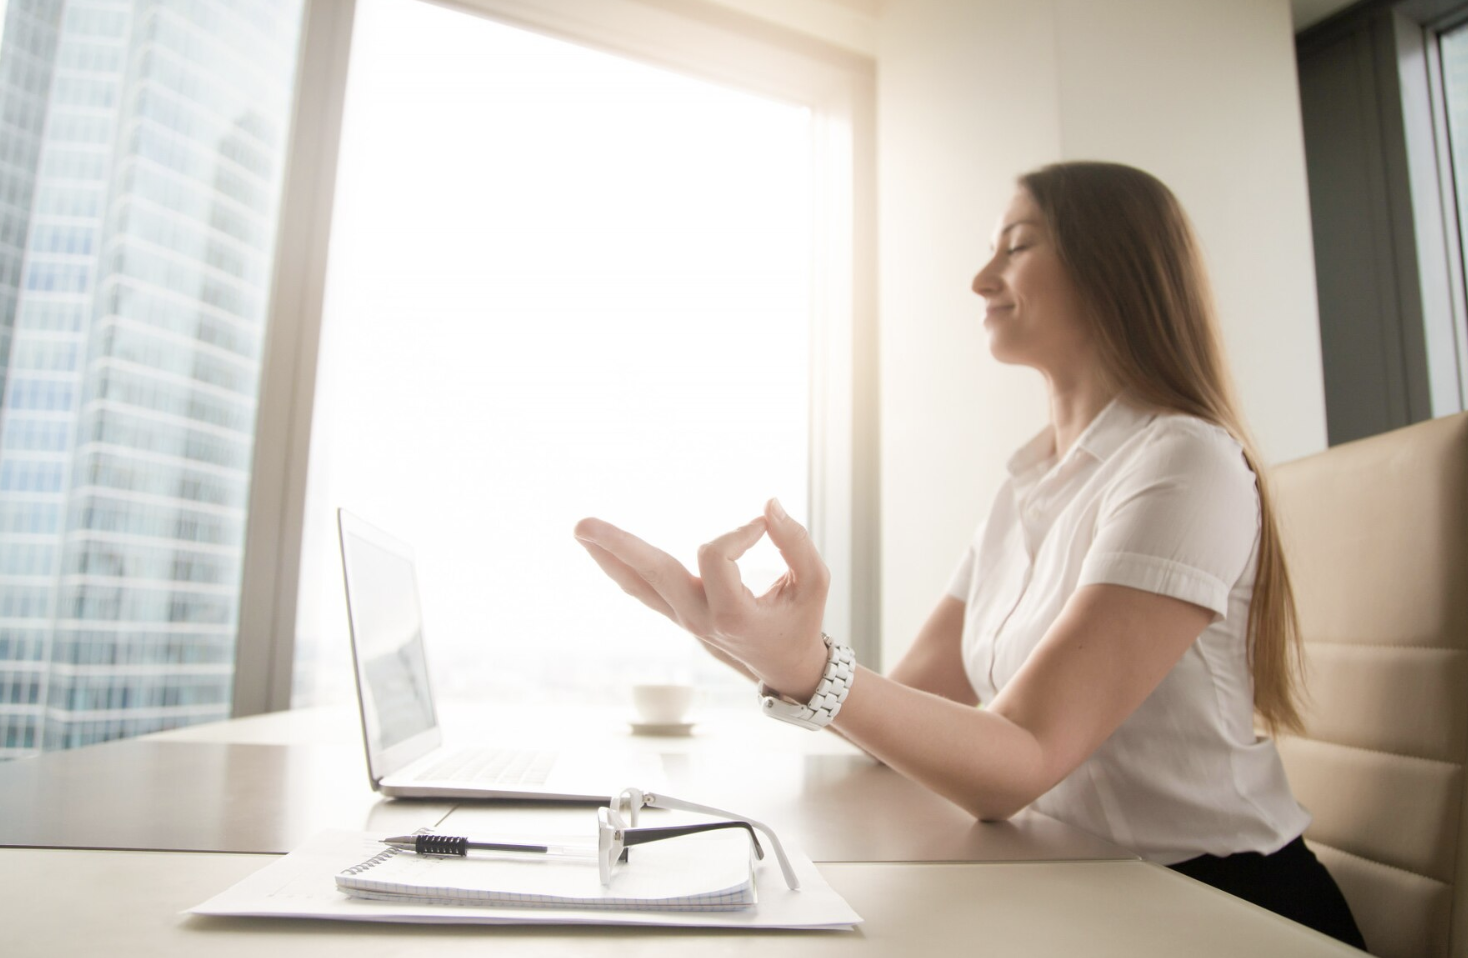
[[573, 498, 832, 701]]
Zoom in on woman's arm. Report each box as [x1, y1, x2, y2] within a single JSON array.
[[886, 596, 977, 705], [574, 500, 1210, 820], [832, 582, 1210, 819]]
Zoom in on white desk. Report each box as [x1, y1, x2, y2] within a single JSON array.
[[0, 704, 1131, 862], [0, 706, 1366, 955], [3, 847, 1362, 956]]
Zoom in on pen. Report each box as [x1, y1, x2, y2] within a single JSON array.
[[381, 834, 588, 857]]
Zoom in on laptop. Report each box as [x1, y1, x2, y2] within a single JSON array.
[[338, 508, 661, 801]]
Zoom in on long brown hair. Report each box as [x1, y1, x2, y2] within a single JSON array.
[[1019, 161, 1304, 736]]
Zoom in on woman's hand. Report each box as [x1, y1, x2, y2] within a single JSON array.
[[573, 498, 830, 700]]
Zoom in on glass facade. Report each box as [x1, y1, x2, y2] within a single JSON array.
[[0, 0, 304, 758]]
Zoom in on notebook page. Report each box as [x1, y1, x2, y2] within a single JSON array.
[[336, 829, 755, 910]]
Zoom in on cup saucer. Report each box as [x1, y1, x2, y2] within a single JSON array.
[[629, 720, 696, 737]]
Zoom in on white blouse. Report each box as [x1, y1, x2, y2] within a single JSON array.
[[946, 396, 1310, 864]]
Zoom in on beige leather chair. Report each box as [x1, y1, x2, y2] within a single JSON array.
[[1272, 411, 1468, 958]]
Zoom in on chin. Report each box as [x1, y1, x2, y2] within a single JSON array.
[[984, 335, 1028, 367]]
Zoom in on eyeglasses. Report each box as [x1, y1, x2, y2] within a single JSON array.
[[603, 787, 800, 890]]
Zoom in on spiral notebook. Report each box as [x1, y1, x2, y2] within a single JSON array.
[[335, 830, 757, 911]]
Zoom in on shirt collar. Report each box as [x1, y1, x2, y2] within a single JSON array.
[[1006, 394, 1156, 480], [1073, 394, 1155, 463], [1006, 425, 1057, 480]]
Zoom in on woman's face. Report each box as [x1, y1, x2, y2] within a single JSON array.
[[971, 189, 1092, 374]]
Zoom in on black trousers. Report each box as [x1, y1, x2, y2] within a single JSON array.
[[1169, 836, 1366, 950]]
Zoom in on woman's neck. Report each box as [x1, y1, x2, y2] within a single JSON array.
[[1046, 373, 1120, 459]]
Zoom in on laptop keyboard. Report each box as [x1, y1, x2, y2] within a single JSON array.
[[413, 747, 556, 786]]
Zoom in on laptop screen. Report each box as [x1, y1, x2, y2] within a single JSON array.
[[339, 512, 439, 756]]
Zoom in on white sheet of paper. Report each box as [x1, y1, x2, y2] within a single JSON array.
[[188, 829, 862, 930]]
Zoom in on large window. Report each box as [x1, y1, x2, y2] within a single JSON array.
[[290, 0, 816, 708]]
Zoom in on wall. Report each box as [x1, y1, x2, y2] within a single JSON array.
[[702, 0, 1328, 666]]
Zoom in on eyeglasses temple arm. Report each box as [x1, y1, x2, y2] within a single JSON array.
[[621, 821, 764, 859], [647, 794, 801, 890]]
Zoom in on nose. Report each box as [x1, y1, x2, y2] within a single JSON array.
[[972, 253, 1002, 298]]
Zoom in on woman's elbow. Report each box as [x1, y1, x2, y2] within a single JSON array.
[[961, 789, 1035, 822], [957, 763, 1051, 821]]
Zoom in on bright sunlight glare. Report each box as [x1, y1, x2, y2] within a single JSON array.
[[292, 0, 813, 709]]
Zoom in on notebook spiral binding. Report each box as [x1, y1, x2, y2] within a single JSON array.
[[341, 847, 399, 875]]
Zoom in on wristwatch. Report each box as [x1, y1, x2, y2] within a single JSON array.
[[757, 634, 856, 730]]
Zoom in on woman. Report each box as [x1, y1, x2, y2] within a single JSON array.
[[573, 161, 1364, 949]]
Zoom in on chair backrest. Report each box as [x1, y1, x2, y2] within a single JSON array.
[[1271, 411, 1468, 958]]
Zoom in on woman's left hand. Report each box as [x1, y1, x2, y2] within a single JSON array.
[[573, 498, 830, 700]]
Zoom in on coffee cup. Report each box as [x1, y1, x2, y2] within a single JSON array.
[[630, 683, 694, 726]]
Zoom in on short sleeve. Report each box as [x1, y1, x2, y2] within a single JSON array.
[[1078, 420, 1260, 618]]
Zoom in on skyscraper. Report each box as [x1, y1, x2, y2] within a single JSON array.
[[0, 0, 303, 758]]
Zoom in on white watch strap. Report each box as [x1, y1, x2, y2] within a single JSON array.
[[758, 634, 855, 730]]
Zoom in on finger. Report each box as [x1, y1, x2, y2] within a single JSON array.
[[575, 536, 676, 620], [764, 498, 830, 592], [573, 517, 707, 620], [696, 516, 767, 623]]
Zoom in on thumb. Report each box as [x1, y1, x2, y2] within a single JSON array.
[[764, 498, 829, 589]]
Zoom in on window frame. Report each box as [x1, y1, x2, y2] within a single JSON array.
[[232, 0, 879, 715], [1418, 7, 1468, 411], [1296, 0, 1468, 446]]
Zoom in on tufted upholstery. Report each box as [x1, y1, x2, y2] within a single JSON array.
[[1272, 411, 1468, 958]]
